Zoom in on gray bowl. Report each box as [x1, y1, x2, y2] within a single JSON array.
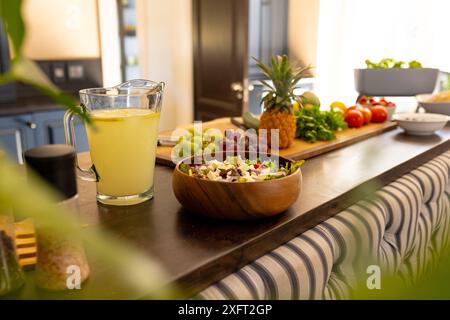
[[416, 94, 450, 116], [355, 68, 439, 96]]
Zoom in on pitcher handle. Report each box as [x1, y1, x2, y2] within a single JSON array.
[[64, 109, 98, 182]]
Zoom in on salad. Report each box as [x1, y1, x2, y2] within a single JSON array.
[[179, 156, 304, 182]]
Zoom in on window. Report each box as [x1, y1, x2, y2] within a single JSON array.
[[315, 0, 450, 106]]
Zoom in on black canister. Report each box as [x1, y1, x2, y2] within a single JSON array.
[[24, 144, 77, 199]]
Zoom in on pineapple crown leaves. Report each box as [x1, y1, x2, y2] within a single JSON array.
[[254, 55, 312, 113]]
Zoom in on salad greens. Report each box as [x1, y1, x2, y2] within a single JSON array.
[[443, 74, 450, 91], [179, 156, 304, 182], [284, 160, 305, 175], [295, 106, 347, 143], [365, 58, 422, 69]]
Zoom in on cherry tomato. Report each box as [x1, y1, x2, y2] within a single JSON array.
[[357, 96, 368, 104], [370, 106, 388, 123], [360, 108, 372, 125], [345, 110, 364, 128], [357, 96, 373, 107]]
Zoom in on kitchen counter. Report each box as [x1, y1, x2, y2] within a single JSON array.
[[0, 96, 64, 117], [7, 124, 450, 299]]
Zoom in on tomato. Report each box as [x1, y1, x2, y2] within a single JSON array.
[[372, 97, 396, 107], [360, 108, 372, 125], [357, 96, 368, 105], [345, 105, 363, 115], [345, 110, 364, 128], [370, 106, 388, 123], [357, 96, 374, 107], [378, 99, 388, 107]]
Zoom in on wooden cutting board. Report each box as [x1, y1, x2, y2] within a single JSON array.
[[15, 218, 37, 267], [156, 118, 397, 167]]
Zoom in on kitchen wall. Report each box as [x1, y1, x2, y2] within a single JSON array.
[[98, 0, 122, 87], [22, 0, 101, 60], [135, 0, 319, 131], [20, 0, 121, 87], [287, 0, 320, 73], [136, 0, 194, 131]]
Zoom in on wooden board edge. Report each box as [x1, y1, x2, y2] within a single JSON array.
[[283, 122, 397, 160], [156, 121, 398, 166]]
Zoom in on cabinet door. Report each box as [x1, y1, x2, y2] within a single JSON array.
[[34, 110, 89, 152], [0, 115, 36, 163]]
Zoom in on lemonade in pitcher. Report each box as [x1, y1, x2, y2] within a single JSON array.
[[86, 109, 160, 201], [65, 79, 164, 206]]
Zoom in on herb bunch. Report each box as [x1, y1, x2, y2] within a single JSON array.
[[295, 106, 347, 143]]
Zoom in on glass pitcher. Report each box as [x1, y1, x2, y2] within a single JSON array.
[[64, 79, 164, 206]]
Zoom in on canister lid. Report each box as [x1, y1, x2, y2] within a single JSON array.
[[24, 144, 77, 199]]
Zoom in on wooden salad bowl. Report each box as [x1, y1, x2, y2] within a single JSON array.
[[172, 153, 302, 220]]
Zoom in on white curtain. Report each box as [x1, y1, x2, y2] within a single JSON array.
[[315, 0, 450, 107]]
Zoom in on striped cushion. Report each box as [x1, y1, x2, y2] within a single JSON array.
[[197, 150, 450, 300]]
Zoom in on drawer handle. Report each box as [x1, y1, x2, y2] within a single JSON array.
[[15, 119, 37, 129]]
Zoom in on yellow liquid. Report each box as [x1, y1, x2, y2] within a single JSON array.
[[85, 108, 160, 201]]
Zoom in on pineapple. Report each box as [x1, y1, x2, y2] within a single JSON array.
[[255, 55, 310, 149]]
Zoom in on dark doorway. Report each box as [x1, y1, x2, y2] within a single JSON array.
[[193, 0, 249, 121], [193, 0, 290, 121]]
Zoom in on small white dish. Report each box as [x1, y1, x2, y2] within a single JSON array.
[[384, 105, 396, 121], [393, 113, 449, 136], [416, 94, 450, 116]]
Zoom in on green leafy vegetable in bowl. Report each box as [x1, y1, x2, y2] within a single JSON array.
[[365, 58, 422, 69], [179, 156, 304, 182], [295, 106, 347, 143]]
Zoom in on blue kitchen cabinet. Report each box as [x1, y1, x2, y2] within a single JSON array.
[[0, 114, 36, 163], [33, 110, 89, 152], [0, 109, 89, 163]]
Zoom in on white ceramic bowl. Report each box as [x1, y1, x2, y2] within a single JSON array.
[[384, 105, 396, 121], [416, 94, 450, 116], [393, 113, 449, 136]]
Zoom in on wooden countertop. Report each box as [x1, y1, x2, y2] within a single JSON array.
[[9, 124, 450, 299]]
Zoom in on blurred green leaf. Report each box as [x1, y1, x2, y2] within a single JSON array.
[[353, 249, 450, 299], [0, 152, 174, 299], [0, 0, 25, 57], [13, 58, 91, 123], [0, 58, 90, 124], [0, 2, 90, 124]]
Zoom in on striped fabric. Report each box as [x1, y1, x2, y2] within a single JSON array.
[[197, 151, 450, 300]]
